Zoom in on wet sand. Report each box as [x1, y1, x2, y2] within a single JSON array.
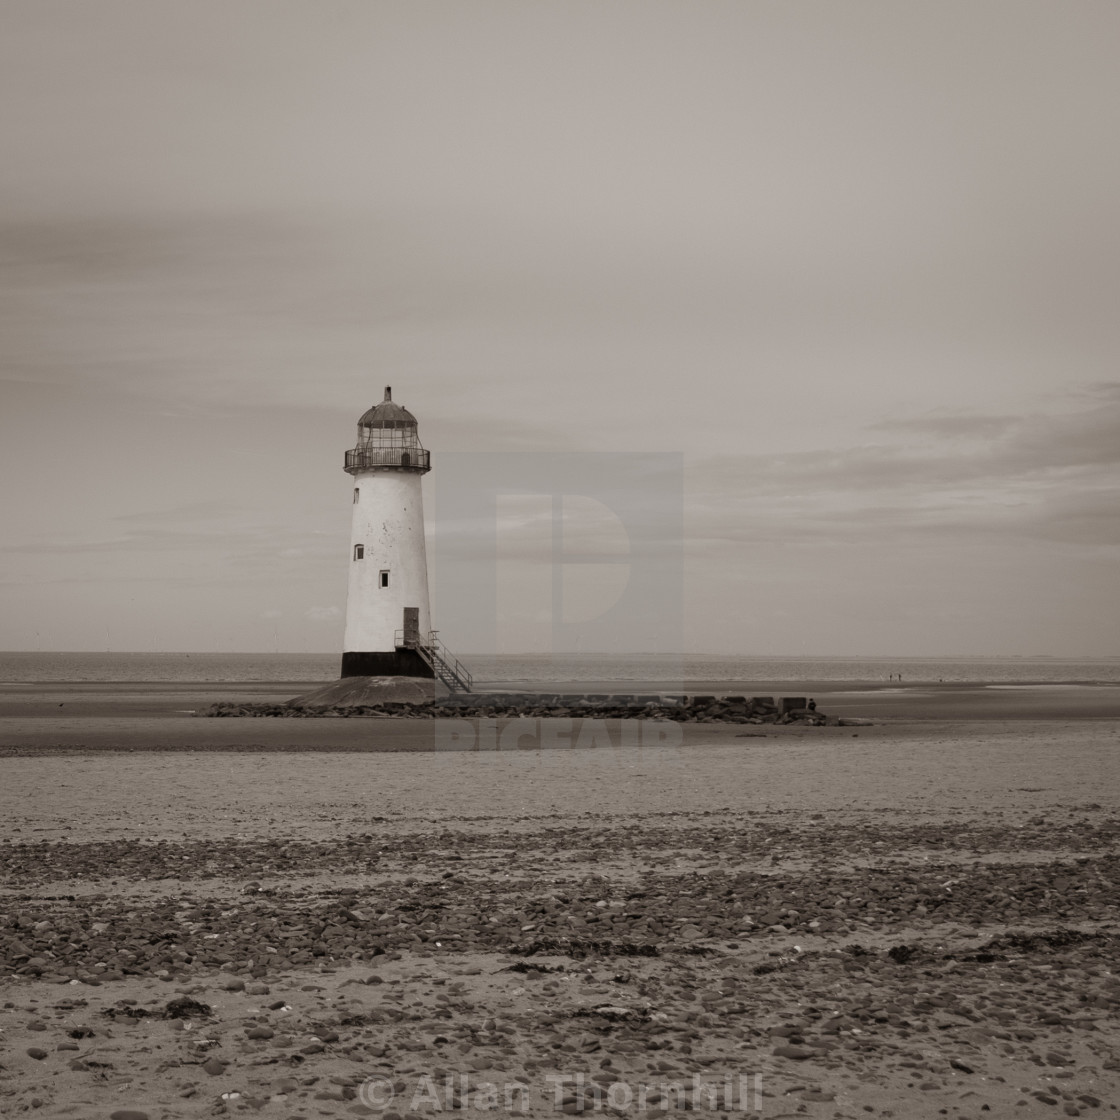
[[1, 681, 1118, 1117], [1, 678, 1119, 755], [2, 720, 1119, 842]]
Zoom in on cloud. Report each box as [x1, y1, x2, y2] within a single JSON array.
[[114, 500, 244, 524], [3, 525, 264, 556], [868, 413, 1019, 442], [688, 385, 1120, 548], [726, 403, 1118, 494], [304, 605, 341, 622]]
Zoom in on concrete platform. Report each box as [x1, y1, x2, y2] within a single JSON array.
[[287, 675, 437, 707]]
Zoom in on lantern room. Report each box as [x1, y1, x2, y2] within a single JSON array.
[[344, 386, 431, 474]]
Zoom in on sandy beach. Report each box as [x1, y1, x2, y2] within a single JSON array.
[[1, 681, 1118, 1118]]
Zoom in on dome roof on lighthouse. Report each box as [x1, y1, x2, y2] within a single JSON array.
[[358, 386, 417, 428]]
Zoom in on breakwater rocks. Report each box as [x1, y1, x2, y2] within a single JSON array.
[[200, 694, 830, 724]]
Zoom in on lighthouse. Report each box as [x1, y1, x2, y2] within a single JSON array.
[[340, 387, 434, 679]]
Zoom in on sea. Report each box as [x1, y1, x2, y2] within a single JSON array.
[[0, 652, 1117, 686]]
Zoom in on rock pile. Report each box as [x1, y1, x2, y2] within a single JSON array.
[[201, 700, 431, 718], [201, 694, 829, 724]]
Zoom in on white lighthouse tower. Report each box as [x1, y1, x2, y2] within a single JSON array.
[[341, 387, 434, 679]]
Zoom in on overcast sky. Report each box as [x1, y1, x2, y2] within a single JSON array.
[[2, 1, 1118, 657]]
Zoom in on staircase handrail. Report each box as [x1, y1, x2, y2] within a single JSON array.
[[392, 628, 472, 692], [426, 630, 473, 692]]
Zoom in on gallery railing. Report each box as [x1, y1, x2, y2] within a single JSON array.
[[344, 447, 431, 473]]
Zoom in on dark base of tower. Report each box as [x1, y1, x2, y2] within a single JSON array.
[[340, 650, 435, 679]]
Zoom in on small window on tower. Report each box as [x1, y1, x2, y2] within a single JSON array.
[[353, 544, 364, 561], [379, 569, 390, 588], [353, 487, 359, 503]]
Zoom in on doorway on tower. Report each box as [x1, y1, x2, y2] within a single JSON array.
[[401, 607, 420, 648]]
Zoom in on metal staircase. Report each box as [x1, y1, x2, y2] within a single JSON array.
[[396, 629, 473, 694]]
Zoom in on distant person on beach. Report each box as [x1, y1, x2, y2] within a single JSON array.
[[808, 698, 816, 711]]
